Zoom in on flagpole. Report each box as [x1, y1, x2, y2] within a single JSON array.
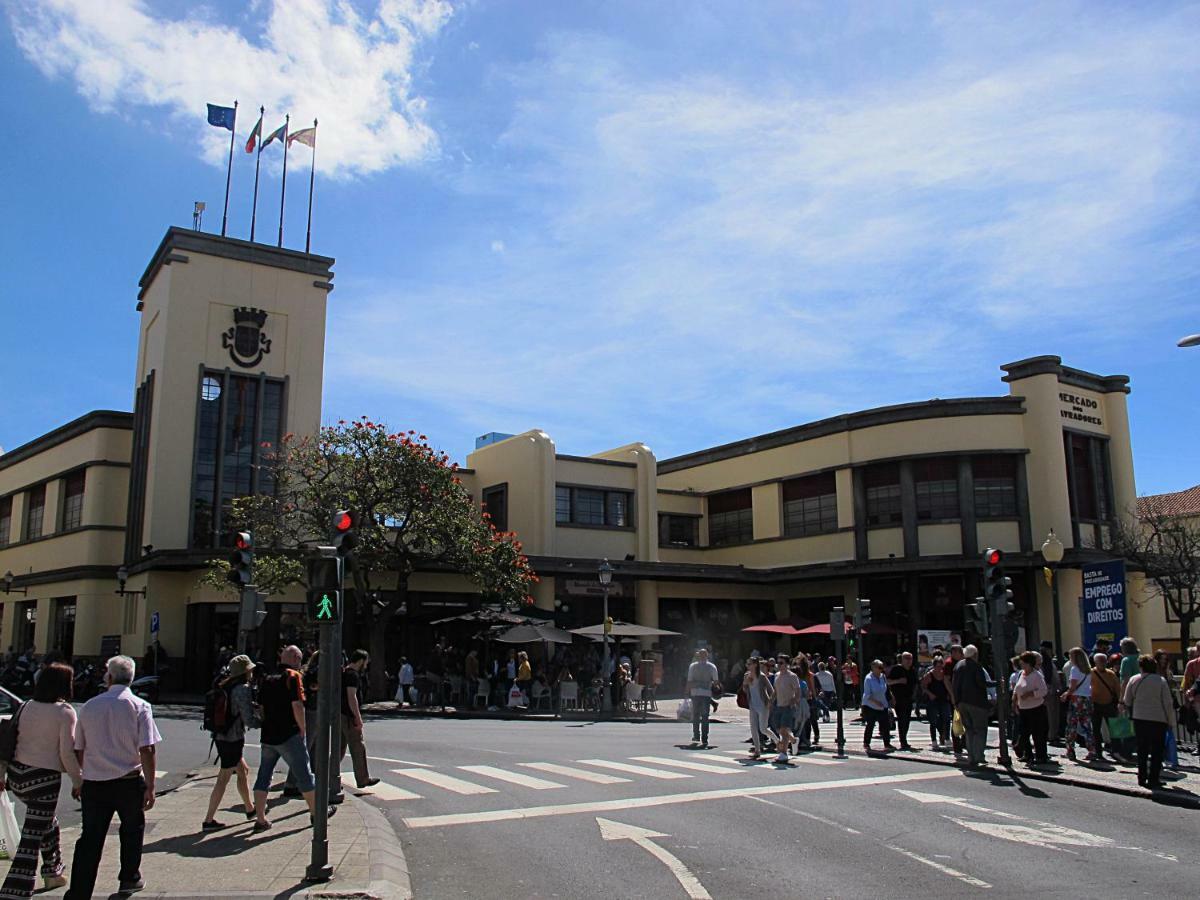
[[221, 100, 238, 237], [250, 106, 264, 243], [305, 118, 318, 254], [278, 115, 289, 249]]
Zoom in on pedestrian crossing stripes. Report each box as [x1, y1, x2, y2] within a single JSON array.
[[392, 768, 499, 795], [717, 749, 845, 765], [519, 762, 631, 784], [630, 756, 744, 775], [458, 765, 566, 790], [576, 759, 693, 780]]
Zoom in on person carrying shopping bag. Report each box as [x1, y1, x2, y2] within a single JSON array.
[[0, 663, 81, 897]]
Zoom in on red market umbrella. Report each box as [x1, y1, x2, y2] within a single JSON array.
[[795, 622, 897, 636], [741, 624, 806, 636]]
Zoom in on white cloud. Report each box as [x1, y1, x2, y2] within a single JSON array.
[[490, 239, 505, 253], [7, 0, 451, 177], [329, 6, 1200, 457]]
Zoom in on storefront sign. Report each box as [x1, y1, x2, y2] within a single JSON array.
[[562, 579, 626, 598], [917, 629, 953, 664], [1081, 559, 1127, 649], [1059, 391, 1103, 428]]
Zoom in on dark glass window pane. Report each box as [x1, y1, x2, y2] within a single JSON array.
[[555, 486, 571, 523], [483, 485, 508, 533], [973, 455, 1017, 518], [24, 484, 45, 540], [1069, 434, 1097, 520], [191, 371, 224, 548], [914, 461, 958, 521], [606, 492, 630, 527], [0, 496, 11, 547], [708, 488, 752, 515], [709, 508, 753, 546], [659, 515, 698, 547], [574, 489, 605, 526], [62, 470, 86, 530], [866, 484, 902, 526], [784, 492, 838, 536]]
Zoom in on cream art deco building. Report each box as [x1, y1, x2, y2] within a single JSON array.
[[0, 227, 1173, 689]]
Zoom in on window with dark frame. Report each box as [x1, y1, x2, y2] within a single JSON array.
[[863, 463, 902, 527], [973, 455, 1018, 518], [481, 484, 508, 533], [0, 496, 10, 547], [782, 472, 838, 537], [554, 485, 634, 528], [190, 369, 286, 548], [24, 484, 45, 540], [659, 514, 699, 547], [1065, 433, 1113, 522], [914, 458, 959, 521], [708, 488, 753, 546], [61, 470, 86, 531]]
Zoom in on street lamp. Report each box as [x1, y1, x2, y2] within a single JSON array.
[[1177, 334, 1200, 348], [115, 566, 146, 598], [2, 571, 28, 596], [598, 558, 614, 713], [1041, 530, 1065, 661]]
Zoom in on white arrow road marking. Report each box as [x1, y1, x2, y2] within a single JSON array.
[[885, 844, 992, 889], [895, 789, 1178, 862], [403, 769, 960, 828], [597, 818, 711, 900]]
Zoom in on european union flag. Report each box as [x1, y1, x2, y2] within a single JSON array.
[[207, 103, 236, 131]]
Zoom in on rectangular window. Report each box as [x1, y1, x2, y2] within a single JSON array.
[[482, 484, 508, 533], [782, 472, 838, 537], [0, 496, 10, 547], [1065, 433, 1113, 522], [61, 470, 85, 531], [190, 370, 286, 548], [24, 484, 45, 540], [555, 486, 634, 528], [659, 514, 699, 547], [973, 455, 1017, 518], [708, 488, 753, 546], [914, 458, 959, 521], [863, 464, 901, 527]]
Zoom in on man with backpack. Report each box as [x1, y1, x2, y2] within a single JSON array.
[[202, 655, 259, 829], [251, 646, 334, 832]]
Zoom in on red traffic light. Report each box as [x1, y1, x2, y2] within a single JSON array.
[[985, 548, 1002, 566], [333, 510, 353, 532], [234, 531, 252, 550]]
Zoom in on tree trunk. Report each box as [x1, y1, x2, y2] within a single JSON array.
[[1181, 613, 1192, 661], [366, 579, 407, 699]]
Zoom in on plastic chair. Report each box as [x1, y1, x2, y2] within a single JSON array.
[[624, 680, 643, 711], [559, 681, 580, 712], [531, 682, 552, 711]]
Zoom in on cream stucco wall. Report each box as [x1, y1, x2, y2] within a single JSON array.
[[918, 523, 961, 556]]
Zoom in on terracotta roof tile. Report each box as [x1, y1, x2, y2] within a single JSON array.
[[1138, 484, 1200, 518]]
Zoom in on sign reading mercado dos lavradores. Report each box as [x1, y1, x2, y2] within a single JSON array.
[[1080, 559, 1127, 649], [1059, 390, 1103, 429]]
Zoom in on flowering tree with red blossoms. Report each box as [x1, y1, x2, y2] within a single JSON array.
[[204, 417, 538, 695]]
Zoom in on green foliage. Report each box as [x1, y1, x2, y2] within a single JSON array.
[[201, 417, 538, 615]]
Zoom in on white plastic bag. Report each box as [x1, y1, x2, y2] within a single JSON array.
[[676, 698, 693, 721], [0, 791, 20, 861]]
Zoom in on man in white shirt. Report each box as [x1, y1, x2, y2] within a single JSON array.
[[65, 655, 162, 899], [686, 649, 719, 747]]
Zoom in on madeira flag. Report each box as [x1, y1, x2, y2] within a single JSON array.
[[262, 122, 287, 150], [245, 112, 264, 153]]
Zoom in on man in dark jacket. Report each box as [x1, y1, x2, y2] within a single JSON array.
[[953, 645, 991, 767]]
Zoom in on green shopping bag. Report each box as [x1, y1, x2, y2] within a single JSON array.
[[1106, 715, 1134, 741]]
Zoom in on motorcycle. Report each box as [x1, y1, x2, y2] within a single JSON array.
[[131, 674, 160, 704], [72, 663, 103, 701]]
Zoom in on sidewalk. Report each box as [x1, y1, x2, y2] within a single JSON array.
[[41, 768, 410, 899], [718, 704, 1200, 809]]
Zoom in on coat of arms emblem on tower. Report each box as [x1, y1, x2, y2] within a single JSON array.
[[222, 306, 272, 368]]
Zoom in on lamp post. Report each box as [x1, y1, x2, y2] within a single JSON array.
[[598, 558, 613, 714], [2, 571, 28, 596], [1041, 530, 1065, 660]]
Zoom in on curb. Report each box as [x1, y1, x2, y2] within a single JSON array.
[[812, 744, 1200, 810]]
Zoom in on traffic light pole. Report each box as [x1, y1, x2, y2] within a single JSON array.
[[833, 636, 846, 758], [306, 606, 341, 881]]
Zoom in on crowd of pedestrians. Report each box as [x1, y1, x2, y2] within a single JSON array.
[[724, 636, 1200, 788]]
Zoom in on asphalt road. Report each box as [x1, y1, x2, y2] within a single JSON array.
[[41, 708, 1194, 898]]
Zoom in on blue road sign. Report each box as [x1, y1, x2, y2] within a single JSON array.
[[150, 611, 160, 635]]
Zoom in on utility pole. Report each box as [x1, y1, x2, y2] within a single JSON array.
[[983, 549, 1014, 767], [305, 545, 342, 883], [830, 606, 847, 758]]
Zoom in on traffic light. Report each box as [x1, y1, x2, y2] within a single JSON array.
[[239, 590, 268, 632], [983, 547, 1014, 619], [331, 509, 357, 566], [856, 599, 872, 631], [306, 552, 342, 623], [965, 598, 989, 635], [227, 531, 253, 587]]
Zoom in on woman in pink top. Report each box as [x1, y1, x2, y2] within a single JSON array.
[[1011, 651, 1049, 766], [0, 663, 82, 897]]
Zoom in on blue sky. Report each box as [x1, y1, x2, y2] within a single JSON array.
[[1, 0, 1198, 494]]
